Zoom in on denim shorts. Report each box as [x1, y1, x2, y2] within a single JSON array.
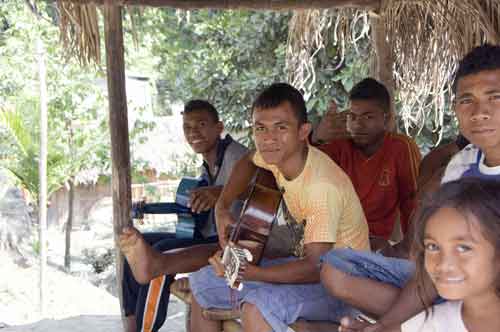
[[320, 248, 415, 289], [189, 256, 359, 332]]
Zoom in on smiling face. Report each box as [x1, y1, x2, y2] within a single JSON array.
[[182, 109, 223, 155], [424, 207, 499, 302], [252, 101, 311, 171], [346, 99, 387, 155], [454, 69, 500, 163]]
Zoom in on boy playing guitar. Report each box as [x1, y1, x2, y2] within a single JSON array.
[[189, 83, 370, 332]]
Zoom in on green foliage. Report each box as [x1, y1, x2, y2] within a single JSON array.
[[146, 10, 290, 134], [0, 1, 110, 204], [82, 248, 115, 274], [32, 239, 40, 256], [128, 8, 371, 147]]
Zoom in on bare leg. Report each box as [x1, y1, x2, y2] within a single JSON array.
[[241, 303, 272, 332], [119, 227, 219, 284], [320, 263, 400, 317], [292, 319, 340, 332], [190, 296, 222, 332], [125, 315, 137, 332]]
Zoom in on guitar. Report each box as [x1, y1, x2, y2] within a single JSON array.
[[221, 168, 282, 290], [131, 177, 209, 239]]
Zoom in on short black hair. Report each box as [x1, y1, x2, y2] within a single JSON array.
[[453, 44, 500, 94], [252, 83, 308, 125], [183, 99, 219, 123], [349, 78, 391, 113]]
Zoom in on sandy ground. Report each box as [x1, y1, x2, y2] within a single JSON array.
[[0, 214, 188, 332]]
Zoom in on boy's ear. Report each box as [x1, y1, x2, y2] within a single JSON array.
[[384, 111, 396, 132], [299, 122, 313, 141], [216, 121, 224, 135]]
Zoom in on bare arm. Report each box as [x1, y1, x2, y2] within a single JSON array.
[[243, 242, 333, 284], [311, 101, 348, 145], [339, 274, 436, 332], [369, 275, 437, 331], [215, 151, 257, 248]]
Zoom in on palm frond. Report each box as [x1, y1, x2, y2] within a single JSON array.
[[0, 110, 35, 157]]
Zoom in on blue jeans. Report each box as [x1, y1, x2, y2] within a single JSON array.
[[189, 256, 359, 332], [320, 248, 415, 289]]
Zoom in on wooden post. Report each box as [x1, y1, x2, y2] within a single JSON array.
[[103, 2, 131, 327], [370, 14, 396, 129], [37, 37, 48, 317]]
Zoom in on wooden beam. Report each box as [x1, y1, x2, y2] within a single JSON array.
[[61, 0, 381, 10], [103, 1, 131, 326]]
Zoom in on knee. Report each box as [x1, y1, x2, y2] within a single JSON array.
[[241, 302, 263, 322], [320, 263, 353, 301]]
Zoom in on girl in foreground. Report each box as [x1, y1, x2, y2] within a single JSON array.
[[402, 177, 500, 331]]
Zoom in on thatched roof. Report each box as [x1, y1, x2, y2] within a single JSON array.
[[383, 0, 500, 138], [58, 0, 380, 10], [54, 0, 500, 138]]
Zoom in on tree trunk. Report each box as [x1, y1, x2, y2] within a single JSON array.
[[64, 179, 74, 271]]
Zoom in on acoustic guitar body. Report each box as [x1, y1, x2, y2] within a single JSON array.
[[223, 168, 282, 289]]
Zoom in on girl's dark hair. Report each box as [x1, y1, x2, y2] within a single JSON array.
[[412, 177, 500, 308]]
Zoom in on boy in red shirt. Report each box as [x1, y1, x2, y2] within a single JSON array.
[[313, 78, 421, 240]]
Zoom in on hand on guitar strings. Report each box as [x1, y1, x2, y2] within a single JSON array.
[[189, 186, 221, 213]]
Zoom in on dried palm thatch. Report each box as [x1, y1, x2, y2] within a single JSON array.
[[286, 8, 370, 100], [382, 0, 500, 139], [287, 0, 500, 141], [56, 0, 101, 66], [53, 0, 500, 139]]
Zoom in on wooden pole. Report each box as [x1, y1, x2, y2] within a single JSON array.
[[60, 0, 381, 10], [37, 37, 48, 317], [103, 1, 132, 327], [370, 14, 396, 129]]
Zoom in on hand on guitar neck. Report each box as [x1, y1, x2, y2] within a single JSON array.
[[215, 206, 236, 249], [189, 186, 222, 214]]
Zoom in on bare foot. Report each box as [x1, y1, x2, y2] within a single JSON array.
[[119, 227, 160, 284]]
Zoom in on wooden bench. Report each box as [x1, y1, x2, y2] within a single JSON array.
[[170, 277, 340, 332]]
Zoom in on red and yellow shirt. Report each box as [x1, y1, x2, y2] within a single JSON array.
[[320, 133, 420, 239]]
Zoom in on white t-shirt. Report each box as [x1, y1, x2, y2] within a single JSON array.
[[441, 144, 500, 184], [401, 301, 468, 332]]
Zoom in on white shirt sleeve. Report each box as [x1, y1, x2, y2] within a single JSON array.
[[441, 144, 477, 184], [401, 301, 468, 332]]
